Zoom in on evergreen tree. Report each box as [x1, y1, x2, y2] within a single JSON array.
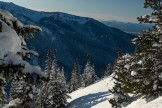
[[83, 54, 97, 86], [104, 64, 113, 77], [0, 10, 47, 107], [50, 49, 60, 80], [69, 59, 82, 92], [132, 0, 162, 96], [45, 47, 52, 76], [109, 54, 132, 108], [80, 74, 85, 88], [40, 49, 69, 108], [109, 1, 162, 107], [60, 67, 66, 86]]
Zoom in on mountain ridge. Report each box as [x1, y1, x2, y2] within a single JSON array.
[[101, 20, 152, 35], [0, 1, 136, 78]]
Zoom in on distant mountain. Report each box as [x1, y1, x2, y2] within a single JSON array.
[[0, 1, 136, 78], [101, 20, 152, 35]]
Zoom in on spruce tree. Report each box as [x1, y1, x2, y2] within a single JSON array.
[[40, 49, 69, 108], [109, 1, 162, 107], [109, 54, 133, 108], [45, 47, 52, 77], [132, 0, 162, 96], [83, 54, 97, 86], [104, 64, 113, 77], [69, 59, 82, 92]]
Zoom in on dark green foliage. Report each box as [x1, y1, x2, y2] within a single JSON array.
[[109, 0, 162, 107]]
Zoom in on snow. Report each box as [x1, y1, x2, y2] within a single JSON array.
[[0, 20, 21, 59], [153, 84, 157, 90], [137, 60, 143, 65], [152, 43, 161, 47], [0, 9, 47, 77], [131, 71, 137, 76], [1, 105, 9, 108], [67, 76, 162, 108], [124, 64, 130, 69], [142, 14, 158, 22], [8, 98, 21, 107], [67, 76, 114, 108], [139, 97, 162, 108], [52, 12, 89, 24], [0, 1, 89, 24], [24, 25, 42, 31]]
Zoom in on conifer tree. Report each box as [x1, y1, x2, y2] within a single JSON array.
[[40, 49, 69, 108], [60, 67, 67, 86], [69, 59, 82, 92], [45, 47, 52, 76], [109, 54, 132, 108], [132, 0, 162, 96], [83, 54, 97, 86], [104, 64, 113, 77], [109, 1, 162, 107], [0, 10, 47, 107]]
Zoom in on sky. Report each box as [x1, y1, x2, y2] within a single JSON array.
[[1, 0, 151, 22]]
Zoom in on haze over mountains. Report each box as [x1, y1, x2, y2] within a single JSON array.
[[0, 1, 137, 77], [102, 20, 152, 35]]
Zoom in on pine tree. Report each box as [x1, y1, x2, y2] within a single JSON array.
[[109, 54, 132, 108], [45, 47, 52, 77], [80, 74, 85, 88], [69, 59, 82, 92], [40, 49, 69, 108], [104, 64, 113, 77], [83, 54, 97, 86], [109, 1, 162, 107], [50, 49, 60, 80], [60, 67, 66, 86], [132, 0, 162, 96], [91, 64, 97, 83]]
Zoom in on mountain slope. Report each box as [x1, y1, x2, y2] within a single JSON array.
[[0, 1, 136, 77], [67, 77, 113, 108], [67, 77, 162, 108]]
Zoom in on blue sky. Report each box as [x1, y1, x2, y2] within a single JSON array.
[[1, 0, 151, 22]]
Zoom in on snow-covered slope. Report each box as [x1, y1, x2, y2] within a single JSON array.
[[67, 77, 162, 108], [67, 77, 114, 108]]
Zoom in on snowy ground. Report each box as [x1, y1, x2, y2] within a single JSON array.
[[67, 76, 162, 108], [67, 77, 114, 108]]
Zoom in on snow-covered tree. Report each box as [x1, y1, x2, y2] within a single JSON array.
[[40, 49, 69, 108], [60, 67, 67, 86], [109, 54, 132, 108], [50, 49, 60, 80], [109, 1, 162, 107], [0, 10, 46, 107], [45, 47, 52, 77], [103, 64, 113, 77], [132, 0, 162, 96], [83, 54, 97, 86], [69, 59, 83, 92]]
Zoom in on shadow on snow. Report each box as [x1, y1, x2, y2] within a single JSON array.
[[66, 92, 111, 108]]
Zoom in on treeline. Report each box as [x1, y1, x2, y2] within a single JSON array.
[[45, 48, 99, 93]]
